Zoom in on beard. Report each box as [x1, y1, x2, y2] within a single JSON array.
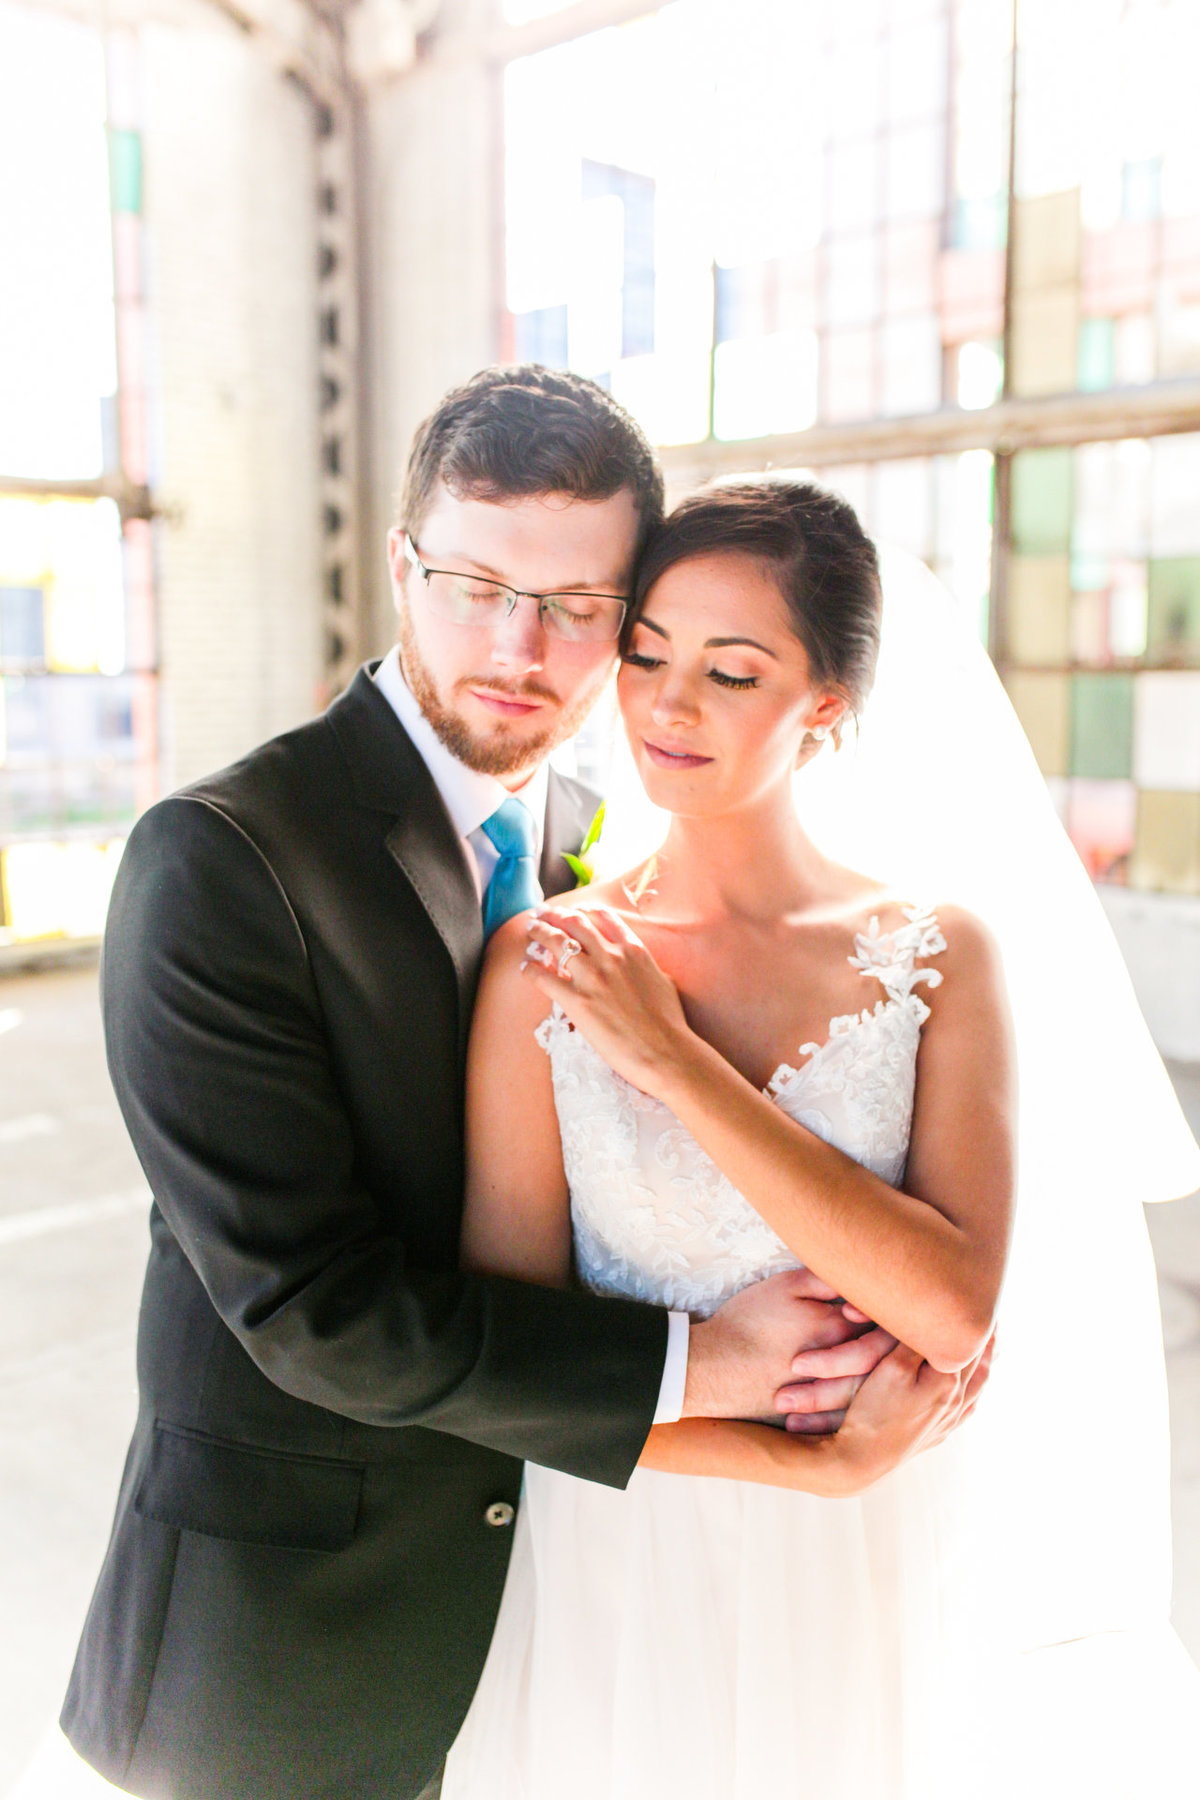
[[395, 605, 606, 779]]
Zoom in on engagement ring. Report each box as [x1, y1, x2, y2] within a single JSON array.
[[557, 938, 583, 977]]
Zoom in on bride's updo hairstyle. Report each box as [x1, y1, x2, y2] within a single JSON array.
[[626, 478, 882, 731]]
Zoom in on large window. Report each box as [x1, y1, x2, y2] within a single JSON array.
[[0, 3, 156, 944], [503, 0, 1200, 896]]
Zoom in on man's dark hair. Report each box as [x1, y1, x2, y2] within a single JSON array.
[[398, 364, 665, 556]]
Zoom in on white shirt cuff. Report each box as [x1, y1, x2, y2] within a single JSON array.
[[652, 1310, 690, 1424]]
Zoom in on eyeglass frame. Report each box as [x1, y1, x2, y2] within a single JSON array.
[[402, 534, 629, 642]]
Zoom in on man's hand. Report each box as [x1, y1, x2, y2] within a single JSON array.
[[814, 1333, 995, 1496], [682, 1269, 876, 1420], [774, 1324, 899, 1434]]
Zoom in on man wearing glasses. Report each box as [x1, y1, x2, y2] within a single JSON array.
[[62, 367, 875, 1800]]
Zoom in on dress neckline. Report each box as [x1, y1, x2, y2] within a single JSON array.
[[763, 904, 946, 1101], [540, 905, 947, 1108]]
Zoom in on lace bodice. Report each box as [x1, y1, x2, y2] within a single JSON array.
[[535, 906, 946, 1318]]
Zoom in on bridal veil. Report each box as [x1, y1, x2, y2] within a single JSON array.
[[596, 542, 1200, 1789]]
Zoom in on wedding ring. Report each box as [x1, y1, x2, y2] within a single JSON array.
[[556, 937, 583, 977]]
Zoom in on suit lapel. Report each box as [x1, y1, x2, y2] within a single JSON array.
[[384, 811, 483, 1044], [541, 769, 602, 901], [326, 668, 483, 1046]]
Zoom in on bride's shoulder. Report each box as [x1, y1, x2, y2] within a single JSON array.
[[902, 902, 1008, 1018], [540, 869, 649, 920], [835, 887, 1002, 983]]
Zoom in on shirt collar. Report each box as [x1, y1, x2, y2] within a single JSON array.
[[374, 645, 549, 842]]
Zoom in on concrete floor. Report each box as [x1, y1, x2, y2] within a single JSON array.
[[1, 965, 1198, 1796]]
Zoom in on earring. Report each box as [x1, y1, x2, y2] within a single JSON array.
[[810, 725, 829, 741]]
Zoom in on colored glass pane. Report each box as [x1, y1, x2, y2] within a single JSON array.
[[0, 6, 114, 480], [1122, 157, 1162, 224], [1134, 672, 1200, 791], [108, 128, 142, 215], [0, 588, 46, 670], [1131, 789, 1200, 895], [822, 328, 876, 422], [1076, 317, 1115, 391], [1069, 586, 1109, 665], [1064, 778, 1136, 884], [1072, 441, 1149, 562], [1147, 559, 1200, 663], [1006, 672, 1070, 777], [1069, 672, 1134, 779], [1011, 449, 1072, 554], [712, 332, 817, 441], [872, 459, 934, 561], [512, 305, 568, 367], [1008, 555, 1071, 665], [1109, 563, 1150, 658], [879, 316, 941, 416], [1150, 436, 1200, 557], [957, 341, 1003, 409]]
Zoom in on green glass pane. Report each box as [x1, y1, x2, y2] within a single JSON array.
[[1011, 448, 1073, 554], [1070, 553, 1110, 592], [1076, 318, 1115, 393], [1070, 672, 1133, 778], [109, 129, 143, 215], [1147, 557, 1200, 661]]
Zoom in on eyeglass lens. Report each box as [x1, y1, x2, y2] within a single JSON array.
[[423, 571, 625, 642]]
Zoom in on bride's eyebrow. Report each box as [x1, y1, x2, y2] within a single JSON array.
[[634, 617, 777, 659], [706, 635, 778, 658]]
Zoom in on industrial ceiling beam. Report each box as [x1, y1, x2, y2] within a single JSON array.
[[657, 378, 1200, 489], [425, 0, 655, 68]]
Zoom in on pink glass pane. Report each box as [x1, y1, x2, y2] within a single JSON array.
[[1065, 779, 1136, 883]]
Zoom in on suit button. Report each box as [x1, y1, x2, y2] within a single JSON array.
[[484, 1501, 515, 1528]]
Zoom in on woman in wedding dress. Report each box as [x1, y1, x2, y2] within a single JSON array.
[[443, 479, 1200, 1800]]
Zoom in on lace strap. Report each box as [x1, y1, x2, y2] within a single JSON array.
[[534, 1002, 571, 1055], [849, 904, 946, 1005]]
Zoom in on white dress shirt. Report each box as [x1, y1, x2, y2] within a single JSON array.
[[374, 647, 688, 1424]]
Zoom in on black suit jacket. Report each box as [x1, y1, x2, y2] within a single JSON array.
[[61, 666, 667, 1800]]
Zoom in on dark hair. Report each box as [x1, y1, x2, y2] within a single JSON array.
[[629, 479, 882, 716], [398, 364, 665, 556]]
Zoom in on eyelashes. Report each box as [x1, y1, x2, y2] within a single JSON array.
[[622, 652, 760, 691]]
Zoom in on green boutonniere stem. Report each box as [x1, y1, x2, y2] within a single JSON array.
[[564, 802, 605, 887]]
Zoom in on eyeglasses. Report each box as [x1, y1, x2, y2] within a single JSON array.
[[403, 536, 628, 644]]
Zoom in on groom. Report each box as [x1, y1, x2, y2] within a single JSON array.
[[63, 367, 941, 1800]]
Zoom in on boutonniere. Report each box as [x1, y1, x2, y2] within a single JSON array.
[[563, 803, 605, 887]]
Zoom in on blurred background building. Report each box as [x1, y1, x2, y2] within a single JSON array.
[[2, 0, 1199, 1052]]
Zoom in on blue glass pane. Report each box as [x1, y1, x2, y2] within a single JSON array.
[[512, 305, 569, 367], [0, 586, 46, 668]]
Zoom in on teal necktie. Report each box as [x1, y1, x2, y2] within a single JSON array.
[[481, 797, 542, 939]]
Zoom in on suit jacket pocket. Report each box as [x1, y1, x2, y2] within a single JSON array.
[[134, 1421, 364, 1551]]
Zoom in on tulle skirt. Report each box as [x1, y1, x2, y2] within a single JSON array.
[[443, 1428, 1200, 1800]]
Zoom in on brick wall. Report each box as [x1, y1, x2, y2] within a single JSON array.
[[361, 0, 499, 655], [141, 3, 321, 791]]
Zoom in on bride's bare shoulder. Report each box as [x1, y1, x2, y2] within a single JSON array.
[[540, 864, 656, 920]]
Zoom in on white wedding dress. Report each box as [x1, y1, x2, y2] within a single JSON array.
[[442, 899, 1200, 1800]]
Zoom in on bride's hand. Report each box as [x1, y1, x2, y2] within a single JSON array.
[[812, 1332, 995, 1496], [521, 903, 695, 1095]]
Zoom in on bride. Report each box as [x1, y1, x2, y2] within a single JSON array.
[[443, 478, 1200, 1799]]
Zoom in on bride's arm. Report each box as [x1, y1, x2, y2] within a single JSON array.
[[460, 917, 572, 1287], [461, 915, 932, 1448], [642, 1334, 992, 1496], [525, 904, 1015, 1375]]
